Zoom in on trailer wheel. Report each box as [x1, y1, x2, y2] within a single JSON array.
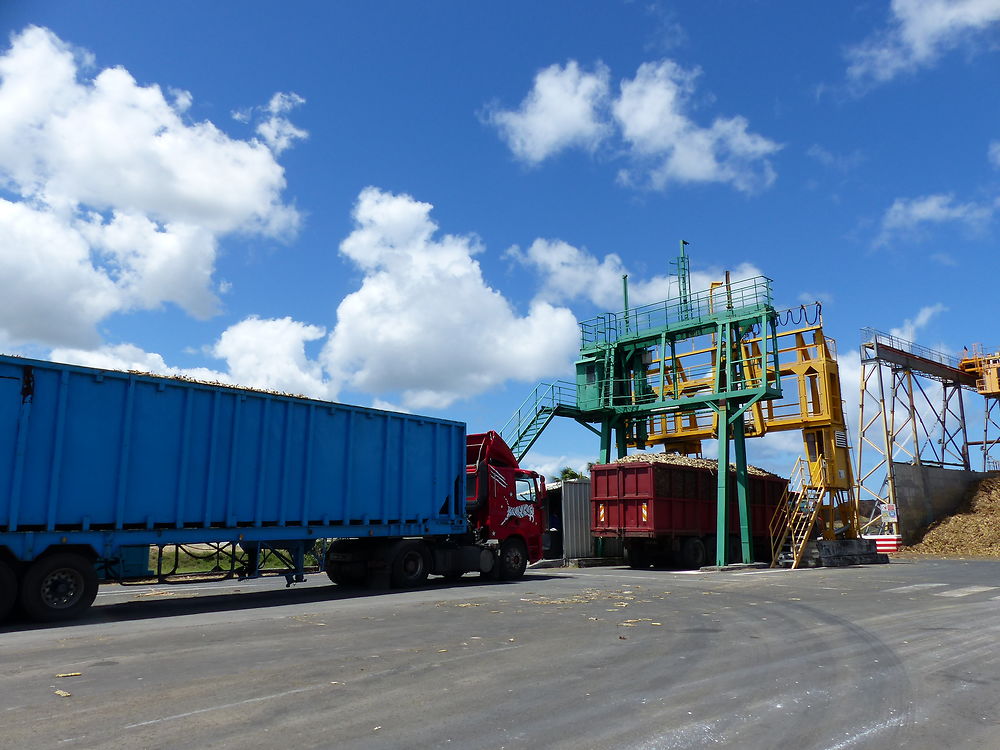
[[390, 541, 430, 588], [0, 559, 18, 622], [325, 541, 368, 587], [327, 562, 368, 587], [498, 538, 528, 580], [19, 553, 98, 622], [680, 537, 707, 569], [626, 542, 650, 569]]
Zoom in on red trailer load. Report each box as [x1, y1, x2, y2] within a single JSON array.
[[590, 461, 787, 569]]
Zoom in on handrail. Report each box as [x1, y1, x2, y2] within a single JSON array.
[[579, 276, 774, 348], [861, 327, 960, 368], [499, 381, 577, 456]]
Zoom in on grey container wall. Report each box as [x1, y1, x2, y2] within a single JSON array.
[[0, 354, 466, 538], [561, 479, 594, 559]]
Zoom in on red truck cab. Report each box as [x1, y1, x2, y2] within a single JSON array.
[[466, 431, 546, 577]]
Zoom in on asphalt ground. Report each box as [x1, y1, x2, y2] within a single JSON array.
[[2, 559, 1000, 749]]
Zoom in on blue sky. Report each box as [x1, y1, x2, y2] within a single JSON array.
[[1, 1, 999, 477]]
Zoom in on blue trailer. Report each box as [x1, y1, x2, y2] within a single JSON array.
[[0, 354, 545, 622]]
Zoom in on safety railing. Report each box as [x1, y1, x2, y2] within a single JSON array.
[[861, 327, 960, 368], [579, 276, 774, 348], [499, 381, 578, 461], [770, 457, 828, 569]]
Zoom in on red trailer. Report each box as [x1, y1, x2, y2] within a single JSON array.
[[590, 461, 787, 569]]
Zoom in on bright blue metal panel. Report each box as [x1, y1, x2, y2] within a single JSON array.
[[0, 354, 466, 559]]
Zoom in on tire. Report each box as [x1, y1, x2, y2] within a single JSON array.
[[390, 541, 430, 588], [498, 538, 528, 580], [325, 541, 368, 587], [680, 537, 708, 569], [327, 562, 368, 587], [19, 553, 98, 622], [626, 542, 650, 570], [0, 559, 17, 622]]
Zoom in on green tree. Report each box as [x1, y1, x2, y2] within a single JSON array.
[[556, 466, 585, 482]]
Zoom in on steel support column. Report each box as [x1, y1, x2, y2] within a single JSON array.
[[715, 399, 731, 567]]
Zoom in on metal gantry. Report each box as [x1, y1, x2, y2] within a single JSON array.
[[634, 308, 861, 567], [502, 242, 868, 567], [959, 344, 1000, 471], [571, 242, 782, 565], [855, 329, 976, 536]]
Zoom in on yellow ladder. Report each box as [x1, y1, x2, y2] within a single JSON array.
[[770, 459, 825, 569]]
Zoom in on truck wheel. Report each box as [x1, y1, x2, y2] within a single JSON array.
[[0, 560, 17, 622], [390, 541, 430, 587], [626, 542, 649, 569], [19, 553, 98, 622], [680, 537, 707, 569], [498, 538, 528, 580], [327, 562, 368, 587], [325, 541, 368, 587]]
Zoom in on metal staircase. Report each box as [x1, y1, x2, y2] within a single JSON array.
[[769, 458, 825, 569], [499, 381, 579, 462]]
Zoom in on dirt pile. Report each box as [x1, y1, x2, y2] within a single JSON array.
[[614, 452, 777, 478], [903, 476, 1000, 556]]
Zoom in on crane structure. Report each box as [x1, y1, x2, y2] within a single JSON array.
[[573, 244, 781, 567], [501, 242, 783, 566], [854, 329, 999, 537], [959, 344, 1000, 471], [501, 242, 865, 567], [630, 312, 860, 567]]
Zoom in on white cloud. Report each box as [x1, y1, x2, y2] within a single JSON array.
[[507, 239, 630, 310], [613, 61, 780, 192], [875, 193, 994, 247], [49, 343, 232, 384], [36, 185, 587, 412], [488, 58, 780, 193], [835, 348, 863, 448], [509, 238, 764, 310], [213, 316, 329, 398], [255, 92, 308, 155], [50, 317, 331, 399], [0, 26, 302, 347], [0, 199, 120, 347], [989, 140, 1000, 168], [806, 144, 864, 173], [890, 303, 948, 342], [323, 188, 580, 410], [847, 0, 1000, 87], [372, 399, 411, 414], [486, 60, 611, 164], [520, 452, 594, 482]]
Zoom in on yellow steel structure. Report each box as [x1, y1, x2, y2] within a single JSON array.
[[625, 308, 860, 566], [959, 345, 1000, 397], [959, 344, 1000, 470]]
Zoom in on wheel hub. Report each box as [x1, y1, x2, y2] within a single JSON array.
[[403, 553, 422, 575], [41, 569, 83, 609]]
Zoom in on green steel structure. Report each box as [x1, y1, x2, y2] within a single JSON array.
[[503, 243, 783, 566]]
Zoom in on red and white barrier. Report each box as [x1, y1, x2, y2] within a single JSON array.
[[863, 534, 903, 553]]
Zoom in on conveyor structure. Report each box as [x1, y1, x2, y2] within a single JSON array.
[[503, 242, 865, 567]]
